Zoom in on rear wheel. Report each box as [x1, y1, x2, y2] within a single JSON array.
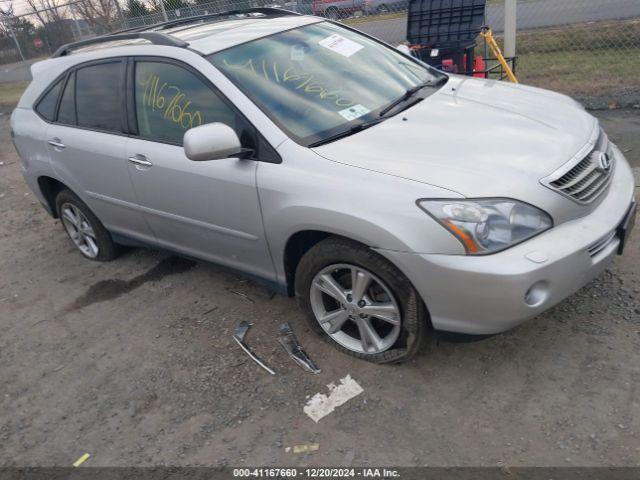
[[55, 189, 118, 261], [295, 237, 428, 363]]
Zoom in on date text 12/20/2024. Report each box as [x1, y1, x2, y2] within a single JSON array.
[[233, 468, 401, 478]]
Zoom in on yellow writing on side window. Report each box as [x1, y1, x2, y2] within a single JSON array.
[[139, 74, 204, 130], [222, 58, 355, 108]]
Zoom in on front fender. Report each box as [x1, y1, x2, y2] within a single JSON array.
[[258, 141, 466, 284]]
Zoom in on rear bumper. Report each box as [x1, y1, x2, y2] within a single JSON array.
[[377, 145, 636, 335]]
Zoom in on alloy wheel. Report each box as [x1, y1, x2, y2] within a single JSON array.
[[60, 203, 99, 258], [309, 263, 401, 354]]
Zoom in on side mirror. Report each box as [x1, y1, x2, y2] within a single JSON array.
[[183, 123, 251, 161]]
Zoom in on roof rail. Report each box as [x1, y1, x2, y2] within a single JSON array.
[[51, 32, 189, 58], [147, 7, 301, 32]]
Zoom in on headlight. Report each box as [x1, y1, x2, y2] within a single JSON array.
[[418, 199, 553, 255]]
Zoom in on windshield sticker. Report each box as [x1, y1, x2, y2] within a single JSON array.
[[318, 34, 364, 58], [338, 104, 370, 121]]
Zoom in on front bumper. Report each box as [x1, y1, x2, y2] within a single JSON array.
[[377, 145, 636, 335]]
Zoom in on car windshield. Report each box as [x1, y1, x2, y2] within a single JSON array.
[[208, 21, 441, 146]]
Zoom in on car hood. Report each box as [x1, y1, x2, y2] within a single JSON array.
[[312, 75, 599, 223]]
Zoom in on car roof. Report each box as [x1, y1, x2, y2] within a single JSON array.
[[57, 10, 322, 58], [18, 9, 324, 110]]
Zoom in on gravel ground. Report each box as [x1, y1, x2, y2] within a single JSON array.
[[0, 108, 638, 467]]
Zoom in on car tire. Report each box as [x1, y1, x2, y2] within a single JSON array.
[[295, 237, 429, 363], [55, 189, 118, 262]]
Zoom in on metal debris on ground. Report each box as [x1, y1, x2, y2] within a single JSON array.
[[232, 321, 275, 375], [203, 306, 218, 315], [292, 443, 320, 454], [303, 374, 364, 423], [277, 322, 321, 374], [229, 290, 255, 303]]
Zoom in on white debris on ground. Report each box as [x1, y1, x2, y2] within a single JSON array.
[[303, 374, 364, 423]]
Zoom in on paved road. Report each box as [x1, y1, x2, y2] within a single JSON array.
[[1, 59, 40, 84], [357, 0, 640, 46]]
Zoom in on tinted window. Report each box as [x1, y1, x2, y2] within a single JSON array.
[[134, 61, 248, 145], [76, 62, 123, 132], [57, 72, 76, 125], [35, 79, 63, 121]]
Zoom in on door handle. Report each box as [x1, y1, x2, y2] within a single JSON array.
[[127, 155, 153, 168], [48, 138, 65, 149]]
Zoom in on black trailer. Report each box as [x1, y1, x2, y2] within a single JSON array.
[[406, 0, 516, 80]]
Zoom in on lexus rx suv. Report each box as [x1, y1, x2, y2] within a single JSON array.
[[10, 8, 636, 363]]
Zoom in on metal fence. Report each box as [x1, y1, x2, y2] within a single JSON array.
[[1, 0, 639, 108]]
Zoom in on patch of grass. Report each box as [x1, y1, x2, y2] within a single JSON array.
[[517, 47, 640, 102], [0, 81, 28, 109], [487, 19, 640, 105], [516, 19, 640, 54], [343, 11, 406, 25]]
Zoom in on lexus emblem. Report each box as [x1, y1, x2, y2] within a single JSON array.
[[597, 151, 612, 172]]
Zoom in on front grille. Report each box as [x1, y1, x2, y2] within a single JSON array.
[[543, 129, 614, 204], [587, 230, 616, 258]]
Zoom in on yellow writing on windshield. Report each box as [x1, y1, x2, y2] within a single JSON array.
[[139, 74, 204, 130], [222, 58, 355, 108]]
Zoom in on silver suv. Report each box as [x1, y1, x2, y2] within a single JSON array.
[[11, 8, 636, 363]]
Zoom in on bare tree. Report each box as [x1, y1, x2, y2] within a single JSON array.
[[0, 1, 19, 36], [24, 0, 66, 26], [73, 0, 122, 33], [0, 2, 28, 60], [23, 0, 74, 50]]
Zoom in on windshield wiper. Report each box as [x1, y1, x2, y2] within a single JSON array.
[[308, 117, 385, 148], [379, 76, 448, 117], [308, 76, 447, 148]]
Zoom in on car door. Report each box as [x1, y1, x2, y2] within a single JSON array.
[[44, 59, 154, 242], [124, 58, 277, 281]]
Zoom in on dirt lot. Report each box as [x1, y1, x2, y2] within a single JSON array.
[[0, 107, 639, 467]]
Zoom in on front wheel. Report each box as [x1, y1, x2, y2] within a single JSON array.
[[295, 237, 429, 363]]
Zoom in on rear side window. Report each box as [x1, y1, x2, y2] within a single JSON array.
[[35, 79, 63, 121], [76, 62, 123, 132], [134, 61, 246, 145], [57, 72, 76, 125]]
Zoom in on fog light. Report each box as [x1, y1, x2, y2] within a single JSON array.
[[524, 281, 549, 307]]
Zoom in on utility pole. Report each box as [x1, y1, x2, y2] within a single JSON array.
[[159, 0, 168, 22], [70, 2, 82, 40], [504, 0, 517, 59], [2, 16, 25, 61], [112, 0, 124, 26]]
